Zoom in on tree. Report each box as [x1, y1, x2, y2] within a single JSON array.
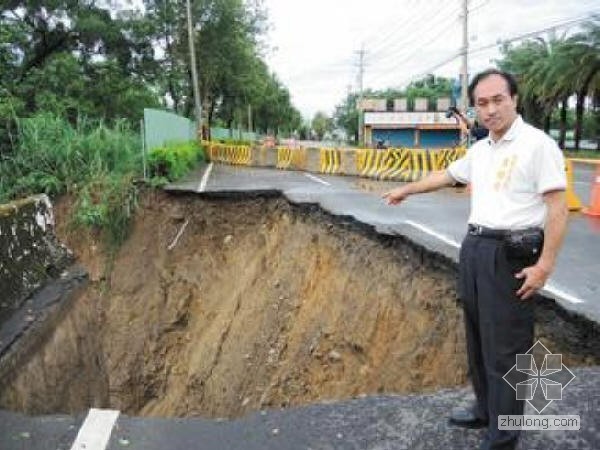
[[311, 112, 332, 141], [562, 20, 600, 150], [334, 93, 359, 143], [140, 0, 300, 135], [496, 18, 600, 150], [404, 75, 453, 110], [332, 76, 453, 143], [497, 40, 549, 128], [0, 1, 160, 122], [0, 0, 303, 142]]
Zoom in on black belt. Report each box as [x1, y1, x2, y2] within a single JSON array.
[[467, 224, 511, 239], [467, 224, 542, 239]]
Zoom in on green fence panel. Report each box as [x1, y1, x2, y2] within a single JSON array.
[[143, 109, 259, 150], [143, 108, 197, 151], [210, 127, 257, 142]]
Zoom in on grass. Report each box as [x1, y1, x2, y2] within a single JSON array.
[[0, 112, 142, 249], [72, 173, 138, 251], [0, 113, 141, 200], [215, 137, 254, 146], [148, 140, 205, 184], [564, 149, 600, 160], [0, 113, 208, 250]]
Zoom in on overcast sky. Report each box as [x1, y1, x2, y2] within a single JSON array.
[[263, 0, 600, 119]]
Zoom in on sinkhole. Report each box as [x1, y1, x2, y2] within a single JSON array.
[[0, 192, 598, 419]]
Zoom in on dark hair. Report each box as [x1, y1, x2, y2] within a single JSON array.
[[468, 68, 518, 105]]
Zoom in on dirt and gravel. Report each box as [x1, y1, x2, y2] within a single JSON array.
[[0, 191, 597, 420]]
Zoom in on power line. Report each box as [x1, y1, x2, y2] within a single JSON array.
[[469, 0, 490, 14], [372, 10, 599, 90], [369, 15, 461, 73], [469, 13, 598, 56], [366, 2, 444, 58], [281, 3, 457, 88], [358, 1, 445, 55], [367, 19, 459, 87], [367, 2, 462, 64], [394, 51, 462, 88]]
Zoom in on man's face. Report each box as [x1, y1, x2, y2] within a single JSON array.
[[473, 74, 518, 137]]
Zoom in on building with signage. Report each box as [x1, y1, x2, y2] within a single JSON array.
[[361, 97, 462, 148]]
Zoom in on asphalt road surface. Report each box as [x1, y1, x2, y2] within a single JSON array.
[[1, 161, 599, 450], [167, 162, 600, 325]]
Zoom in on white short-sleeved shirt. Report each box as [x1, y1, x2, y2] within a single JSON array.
[[447, 116, 566, 229]]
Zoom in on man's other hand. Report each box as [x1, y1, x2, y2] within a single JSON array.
[[382, 186, 410, 205], [515, 264, 551, 300]]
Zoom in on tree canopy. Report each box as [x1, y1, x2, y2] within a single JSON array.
[[495, 17, 599, 149], [0, 0, 302, 136]]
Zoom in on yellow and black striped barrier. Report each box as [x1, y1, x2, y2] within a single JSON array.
[[320, 148, 342, 174], [355, 147, 459, 181], [356, 148, 390, 178], [431, 147, 467, 171], [277, 147, 307, 170], [376, 149, 412, 181], [203, 140, 467, 181], [206, 143, 252, 166]]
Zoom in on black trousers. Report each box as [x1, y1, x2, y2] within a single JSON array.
[[459, 234, 535, 450]]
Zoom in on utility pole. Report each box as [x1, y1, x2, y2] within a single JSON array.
[[356, 45, 366, 146], [247, 104, 253, 134], [186, 0, 202, 126], [460, 0, 469, 113]]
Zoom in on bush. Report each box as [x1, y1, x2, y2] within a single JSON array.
[[0, 112, 142, 252], [0, 112, 141, 202], [72, 174, 138, 250], [148, 141, 205, 181], [216, 138, 253, 146]]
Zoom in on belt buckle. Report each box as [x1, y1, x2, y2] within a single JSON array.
[[470, 225, 483, 236]]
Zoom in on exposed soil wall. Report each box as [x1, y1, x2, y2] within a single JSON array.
[[0, 191, 597, 419]]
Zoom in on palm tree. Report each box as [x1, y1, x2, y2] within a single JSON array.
[[526, 37, 575, 148], [522, 37, 567, 134], [497, 19, 600, 151], [497, 40, 550, 128], [563, 18, 600, 150]]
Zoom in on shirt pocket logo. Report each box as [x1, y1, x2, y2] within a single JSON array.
[[494, 155, 518, 191]]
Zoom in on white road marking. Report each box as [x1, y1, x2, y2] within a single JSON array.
[[403, 220, 461, 249], [70, 408, 120, 450], [198, 162, 214, 192], [543, 284, 585, 304], [304, 173, 331, 186]]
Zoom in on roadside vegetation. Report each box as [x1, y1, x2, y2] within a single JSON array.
[[148, 141, 206, 186], [564, 150, 600, 160], [0, 111, 142, 249], [1, 3, 597, 253], [0, 0, 300, 250]]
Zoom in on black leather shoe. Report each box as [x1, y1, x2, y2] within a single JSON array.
[[448, 407, 489, 429]]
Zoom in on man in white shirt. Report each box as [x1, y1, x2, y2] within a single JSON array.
[[382, 68, 568, 450]]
